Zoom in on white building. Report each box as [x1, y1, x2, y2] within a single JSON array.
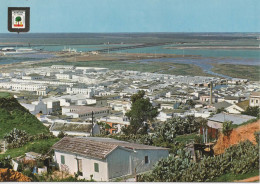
[[62, 106, 110, 119], [98, 116, 130, 134], [249, 92, 260, 107], [52, 137, 169, 181], [21, 99, 48, 115], [56, 73, 72, 80], [50, 122, 100, 136], [0, 82, 49, 94], [66, 87, 94, 98], [51, 65, 75, 70], [22, 75, 44, 80]]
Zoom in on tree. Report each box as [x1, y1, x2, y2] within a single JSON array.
[[57, 131, 66, 138], [124, 90, 158, 135], [97, 122, 111, 135], [186, 99, 196, 107], [15, 16, 21, 26], [222, 121, 233, 137], [216, 107, 227, 114], [242, 106, 260, 118]]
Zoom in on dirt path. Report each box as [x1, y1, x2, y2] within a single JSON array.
[[235, 175, 259, 182]]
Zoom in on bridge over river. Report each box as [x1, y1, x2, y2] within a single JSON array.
[[93, 42, 172, 53]]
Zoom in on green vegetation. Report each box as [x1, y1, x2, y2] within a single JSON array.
[[242, 106, 260, 118], [212, 169, 259, 182], [212, 64, 260, 81], [0, 92, 11, 98], [161, 63, 210, 77], [0, 97, 49, 138], [138, 140, 259, 182], [222, 121, 233, 136], [4, 128, 55, 149], [123, 90, 159, 135], [0, 138, 59, 159], [37, 59, 211, 77], [174, 133, 198, 143], [98, 115, 202, 154]]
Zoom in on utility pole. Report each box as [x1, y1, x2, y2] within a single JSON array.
[[91, 111, 94, 136]]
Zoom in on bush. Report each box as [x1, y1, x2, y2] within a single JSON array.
[[242, 106, 260, 118], [254, 131, 260, 145], [57, 131, 66, 138], [0, 156, 12, 169], [138, 140, 259, 182]]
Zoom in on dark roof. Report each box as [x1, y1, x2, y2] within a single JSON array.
[[213, 101, 232, 109], [51, 122, 92, 133], [224, 96, 240, 100], [84, 137, 169, 150], [52, 137, 168, 159], [52, 137, 118, 159]]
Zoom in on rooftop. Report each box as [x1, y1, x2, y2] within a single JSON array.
[[63, 106, 109, 115], [208, 113, 255, 125], [52, 137, 168, 159], [51, 122, 93, 132], [213, 101, 232, 110], [251, 91, 260, 97]]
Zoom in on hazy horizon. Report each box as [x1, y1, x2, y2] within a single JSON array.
[[1, 0, 259, 33]]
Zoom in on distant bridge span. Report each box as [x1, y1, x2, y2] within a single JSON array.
[[92, 42, 172, 53]]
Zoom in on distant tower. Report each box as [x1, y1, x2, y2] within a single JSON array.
[[210, 82, 213, 105]]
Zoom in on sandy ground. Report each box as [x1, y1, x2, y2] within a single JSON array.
[[214, 120, 260, 155]]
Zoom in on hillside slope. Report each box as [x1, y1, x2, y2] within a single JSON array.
[[214, 120, 260, 155], [0, 96, 49, 138]]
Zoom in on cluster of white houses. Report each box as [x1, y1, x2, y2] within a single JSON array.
[[1, 65, 259, 135], [1, 65, 259, 181]]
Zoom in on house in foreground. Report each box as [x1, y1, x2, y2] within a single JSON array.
[[52, 137, 169, 181], [201, 113, 256, 139]]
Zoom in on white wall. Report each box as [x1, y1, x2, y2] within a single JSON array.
[[130, 149, 169, 174], [107, 147, 131, 179], [54, 150, 109, 181]]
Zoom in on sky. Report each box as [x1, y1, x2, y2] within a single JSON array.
[[0, 0, 259, 33]]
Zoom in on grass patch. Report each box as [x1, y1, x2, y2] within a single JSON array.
[[212, 169, 259, 182], [212, 64, 260, 81], [174, 133, 198, 143], [0, 138, 60, 159], [0, 92, 11, 98], [37, 60, 211, 76], [0, 97, 49, 138]]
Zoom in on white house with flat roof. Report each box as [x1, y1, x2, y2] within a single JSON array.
[[52, 137, 169, 181], [62, 106, 110, 119], [51, 65, 75, 70]]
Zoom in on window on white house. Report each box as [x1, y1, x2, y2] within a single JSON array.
[[256, 100, 259, 103], [61, 155, 65, 164], [145, 156, 149, 164], [94, 163, 99, 172]]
